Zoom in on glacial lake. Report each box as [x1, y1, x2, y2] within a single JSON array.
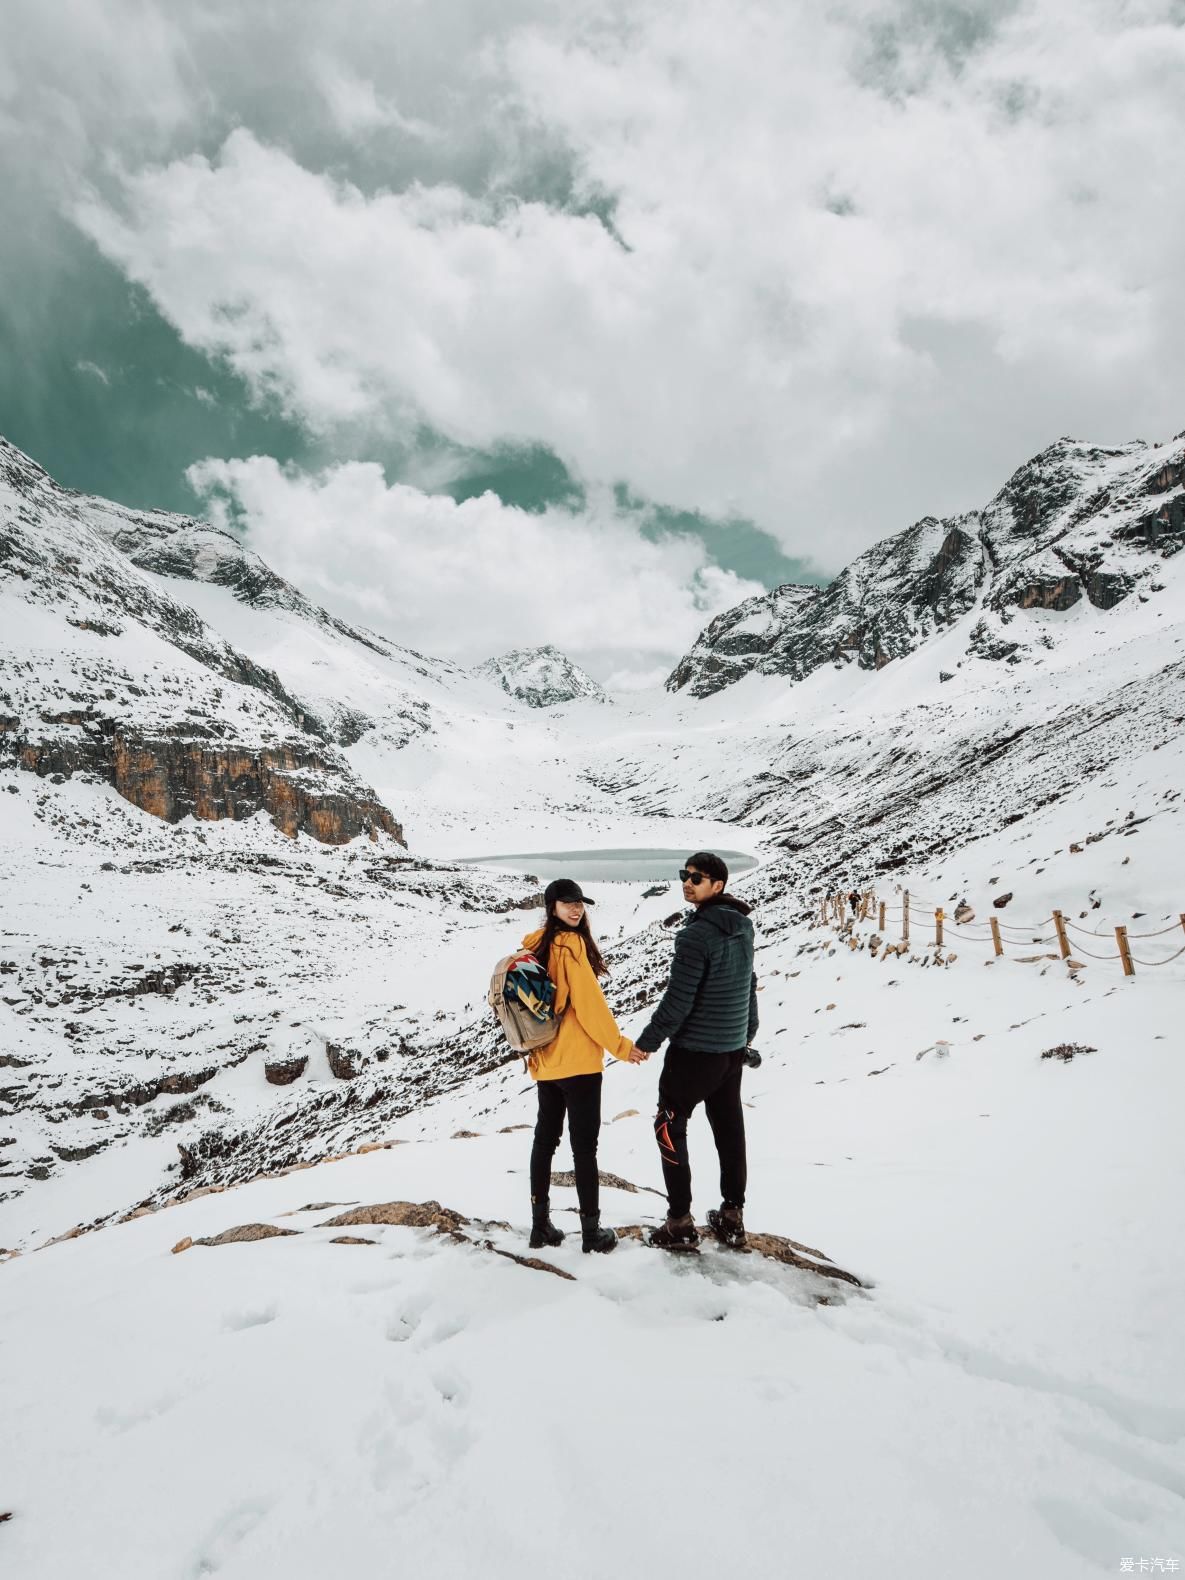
[[458, 848, 759, 883]]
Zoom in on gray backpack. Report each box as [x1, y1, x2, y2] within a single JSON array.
[[488, 949, 561, 1054]]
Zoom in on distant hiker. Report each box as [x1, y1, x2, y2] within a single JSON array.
[[848, 889, 860, 917], [522, 879, 647, 1254], [634, 852, 757, 1251]]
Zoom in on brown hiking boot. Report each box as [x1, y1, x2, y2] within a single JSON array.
[[706, 1204, 746, 1250], [648, 1214, 700, 1251]]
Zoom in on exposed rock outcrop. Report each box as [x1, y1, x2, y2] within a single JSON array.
[[13, 728, 401, 844], [669, 432, 1185, 695], [0, 437, 407, 847], [475, 645, 607, 708]]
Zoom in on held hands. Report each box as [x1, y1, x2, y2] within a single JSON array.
[[626, 1043, 650, 1064]]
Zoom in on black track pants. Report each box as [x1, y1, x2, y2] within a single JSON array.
[[529, 1072, 603, 1218], [654, 1049, 746, 1219]]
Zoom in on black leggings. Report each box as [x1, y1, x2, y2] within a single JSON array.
[[529, 1073, 603, 1217], [655, 1049, 747, 1219]]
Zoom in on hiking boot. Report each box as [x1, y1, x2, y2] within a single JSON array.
[[706, 1204, 747, 1250], [529, 1201, 565, 1250], [648, 1214, 700, 1251], [580, 1213, 617, 1254]]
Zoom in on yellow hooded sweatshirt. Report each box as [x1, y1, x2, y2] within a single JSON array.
[[522, 927, 635, 1081]]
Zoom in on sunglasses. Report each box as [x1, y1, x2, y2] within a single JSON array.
[[679, 869, 710, 885]]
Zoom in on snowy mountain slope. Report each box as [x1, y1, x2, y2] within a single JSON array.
[[2, 427, 1184, 1576], [0, 762, 575, 1250], [0, 439, 401, 843], [474, 643, 608, 708], [3, 426, 1183, 1254], [2, 780, 1182, 1580], [668, 431, 1185, 695], [581, 482, 1185, 922], [666, 580, 818, 695]]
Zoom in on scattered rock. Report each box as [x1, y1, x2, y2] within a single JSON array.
[[612, 1109, 639, 1121], [194, 1223, 299, 1247], [264, 1055, 307, 1086], [552, 1169, 662, 1196], [618, 1225, 863, 1291], [329, 1235, 377, 1246], [318, 1200, 469, 1233], [326, 1042, 359, 1080], [1041, 1043, 1097, 1062], [992, 892, 1013, 908], [475, 1240, 576, 1280], [451, 1129, 481, 1140], [497, 1124, 532, 1133], [641, 884, 669, 898], [171, 1237, 193, 1254], [281, 1201, 357, 1215]]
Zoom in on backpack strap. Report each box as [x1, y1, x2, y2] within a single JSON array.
[[548, 944, 569, 1019]]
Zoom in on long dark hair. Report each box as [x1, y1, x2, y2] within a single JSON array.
[[537, 898, 608, 979]]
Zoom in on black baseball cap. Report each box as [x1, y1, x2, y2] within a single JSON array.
[[544, 878, 595, 907]]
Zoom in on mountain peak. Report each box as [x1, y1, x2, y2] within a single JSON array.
[[668, 428, 1185, 697], [474, 645, 608, 708]]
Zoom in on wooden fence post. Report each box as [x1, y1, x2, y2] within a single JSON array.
[[1116, 926, 1134, 977], [902, 891, 910, 947], [1052, 910, 1070, 959], [879, 900, 886, 931], [935, 907, 944, 947], [989, 916, 1003, 956]]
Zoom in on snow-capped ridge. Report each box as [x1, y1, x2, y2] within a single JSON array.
[[669, 429, 1185, 696], [0, 436, 405, 843], [474, 644, 608, 708]]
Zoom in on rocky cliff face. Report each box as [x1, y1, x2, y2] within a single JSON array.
[[666, 583, 818, 697], [0, 438, 404, 845], [668, 432, 1185, 696], [16, 731, 399, 843], [475, 644, 607, 708]]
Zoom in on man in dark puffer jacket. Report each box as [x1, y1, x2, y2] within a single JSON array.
[[634, 851, 758, 1249]]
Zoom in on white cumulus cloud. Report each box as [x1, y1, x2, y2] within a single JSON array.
[[186, 454, 764, 686], [68, 0, 1185, 573]]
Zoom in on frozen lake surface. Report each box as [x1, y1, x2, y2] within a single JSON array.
[[457, 847, 759, 882]]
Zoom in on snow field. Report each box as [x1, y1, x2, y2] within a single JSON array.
[[4, 884, 1183, 1578]]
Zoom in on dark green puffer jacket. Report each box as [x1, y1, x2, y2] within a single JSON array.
[[635, 895, 758, 1054]]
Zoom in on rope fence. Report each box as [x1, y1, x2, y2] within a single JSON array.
[[816, 890, 1185, 976]]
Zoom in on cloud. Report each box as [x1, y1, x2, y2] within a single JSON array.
[[313, 61, 439, 142], [186, 454, 763, 685], [75, 360, 110, 385], [66, 0, 1185, 572]]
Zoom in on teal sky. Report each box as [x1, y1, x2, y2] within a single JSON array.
[[2, 0, 1180, 682], [0, 218, 813, 592]]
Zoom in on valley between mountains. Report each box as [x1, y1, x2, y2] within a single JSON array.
[[2, 429, 1184, 1579]]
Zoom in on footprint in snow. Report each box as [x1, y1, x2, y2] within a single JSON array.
[[95, 1392, 183, 1435], [190, 1498, 272, 1577], [222, 1304, 276, 1332]]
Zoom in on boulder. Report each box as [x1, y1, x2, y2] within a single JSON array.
[[264, 1055, 307, 1086]]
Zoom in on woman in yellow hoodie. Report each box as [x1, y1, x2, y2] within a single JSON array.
[[523, 878, 647, 1253]]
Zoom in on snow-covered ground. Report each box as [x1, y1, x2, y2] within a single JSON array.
[[3, 432, 1184, 1576], [3, 712, 1183, 1576], [3, 840, 1182, 1578]]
